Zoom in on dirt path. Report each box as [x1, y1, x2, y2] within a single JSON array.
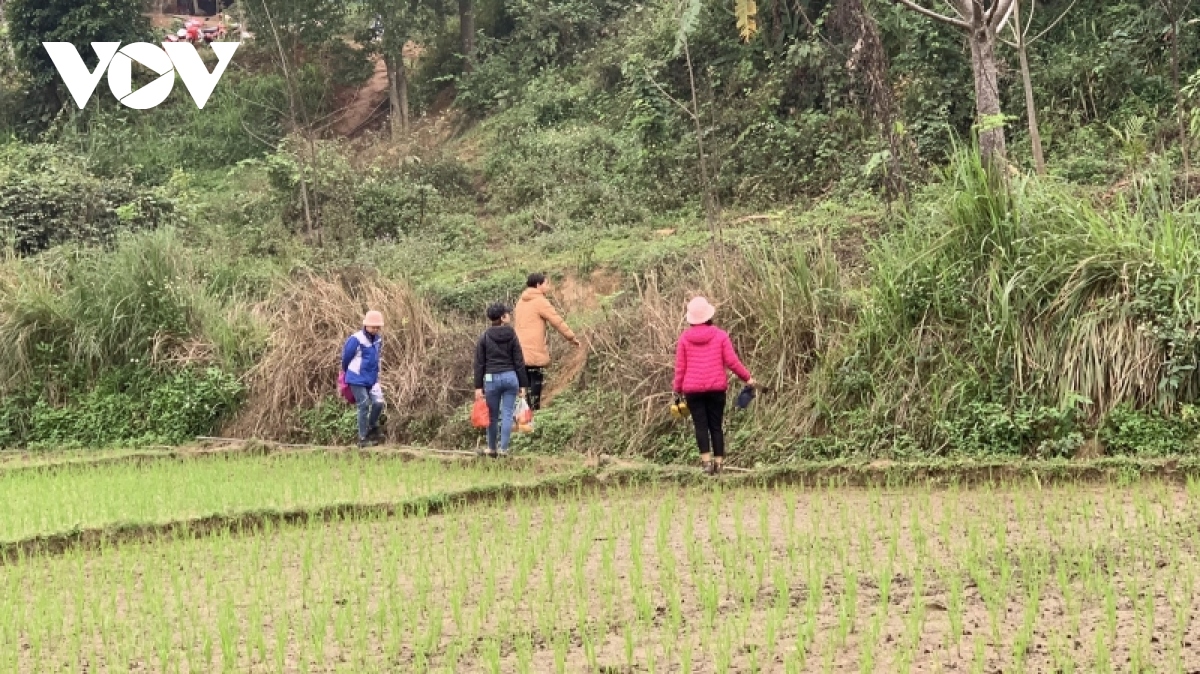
[[334, 56, 389, 136]]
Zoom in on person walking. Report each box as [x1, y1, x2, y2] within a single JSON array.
[[474, 302, 529, 457], [341, 310, 386, 448], [672, 296, 755, 475], [514, 272, 580, 411]]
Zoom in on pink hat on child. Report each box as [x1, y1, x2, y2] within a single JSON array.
[[685, 296, 716, 325]]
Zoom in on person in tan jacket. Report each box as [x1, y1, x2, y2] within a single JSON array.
[[513, 273, 580, 410]]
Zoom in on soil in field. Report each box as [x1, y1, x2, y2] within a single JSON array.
[[3, 480, 1200, 673]]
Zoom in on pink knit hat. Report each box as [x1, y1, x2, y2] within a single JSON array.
[[685, 296, 716, 325]]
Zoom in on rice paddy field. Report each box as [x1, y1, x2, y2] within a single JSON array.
[[0, 451, 555, 544], [3, 450, 1200, 673]]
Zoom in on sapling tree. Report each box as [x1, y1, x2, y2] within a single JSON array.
[[1159, 0, 1196, 187], [1000, 0, 1078, 174]]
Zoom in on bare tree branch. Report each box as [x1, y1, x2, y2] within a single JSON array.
[[642, 67, 698, 121], [1028, 0, 1078, 43], [939, 0, 968, 21], [990, 0, 1017, 31], [984, 0, 1013, 25], [889, 0, 970, 30]]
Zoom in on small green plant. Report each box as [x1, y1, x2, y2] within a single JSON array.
[[1100, 404, 1200, 456], [15, 366, 244, 448], [299, 398, 360, 445]]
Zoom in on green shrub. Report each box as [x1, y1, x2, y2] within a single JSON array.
[[299, 398, 360, 445], [0, 143, 172, 255], [354, 175, 444, 240], [482, 121, 649, 228], [508, 392, 589, 454], [1100, 404, 1200, 457], [935, 398, 1081, 458], [6, 366, 245, 449], [423, 269, 528, 316]]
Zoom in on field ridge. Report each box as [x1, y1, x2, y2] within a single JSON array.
[[5, 453, 1199, 563]]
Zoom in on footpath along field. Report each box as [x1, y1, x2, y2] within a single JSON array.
[[2, 449, 1200, 673]]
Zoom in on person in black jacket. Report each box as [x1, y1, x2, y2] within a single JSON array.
[[474, 302, 529, 457]]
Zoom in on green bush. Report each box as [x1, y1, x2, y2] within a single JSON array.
[[508, 391, 590, 454], [1100, 404, 1200, 457], [354, 175, 444, 240], [935, 398, 1081, 458], [423, 269, 528, 316], [3, 366, 245, 449], [0, 143, 172, 255], [299, 398, 360, 445], [483, 122, 649, 227]]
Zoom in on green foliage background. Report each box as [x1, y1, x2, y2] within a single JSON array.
[[1, 0, 1199, 458]]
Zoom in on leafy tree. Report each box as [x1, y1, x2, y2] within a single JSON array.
[[7, 0, 152, 114], [887, 0, 1017, 166], [238, 0, 350, 54], [358, 0, 444, 139]]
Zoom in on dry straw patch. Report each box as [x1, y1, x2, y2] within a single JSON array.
[[581, 246, 852, 457], [224, 268, 473, 441]]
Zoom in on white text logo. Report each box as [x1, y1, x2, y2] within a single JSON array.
[[42, 42, 240, 110]]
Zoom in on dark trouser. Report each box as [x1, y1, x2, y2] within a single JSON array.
[[684, 390, 726, 457], [526, 366, 546, 411]]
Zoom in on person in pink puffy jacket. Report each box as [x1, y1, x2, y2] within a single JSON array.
[[673, 296, 756, 474]]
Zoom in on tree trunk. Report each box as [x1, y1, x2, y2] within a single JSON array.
[[968, 23, 1006, 166], [459, 0, 475, 73], [398, 55, 410, 136], [1166, 4, 1190, 190], [0, 1, 12, 63], [1013, 1, 1045, 174], [682, 33, 719, 233], [385, 54, 403, 140]]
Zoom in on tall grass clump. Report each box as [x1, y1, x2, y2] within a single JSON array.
[[0, 229, 267, 446], [839, 148, 1200, 455], [0, 229, 263, 393], [572, 238, 854, 463]]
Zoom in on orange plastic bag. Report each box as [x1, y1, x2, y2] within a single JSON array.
[[471, 398, 490, 428]]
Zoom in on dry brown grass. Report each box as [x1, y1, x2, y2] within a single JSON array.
[[575, 246, 851, 459], [223, 268, 474, 441]]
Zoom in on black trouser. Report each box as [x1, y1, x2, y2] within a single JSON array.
[[684, 390, 726, 457], [526, 366, 545, 411]]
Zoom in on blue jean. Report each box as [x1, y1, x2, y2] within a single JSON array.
[[483, 371, 520, 452], [350, 384, 383, 441]]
